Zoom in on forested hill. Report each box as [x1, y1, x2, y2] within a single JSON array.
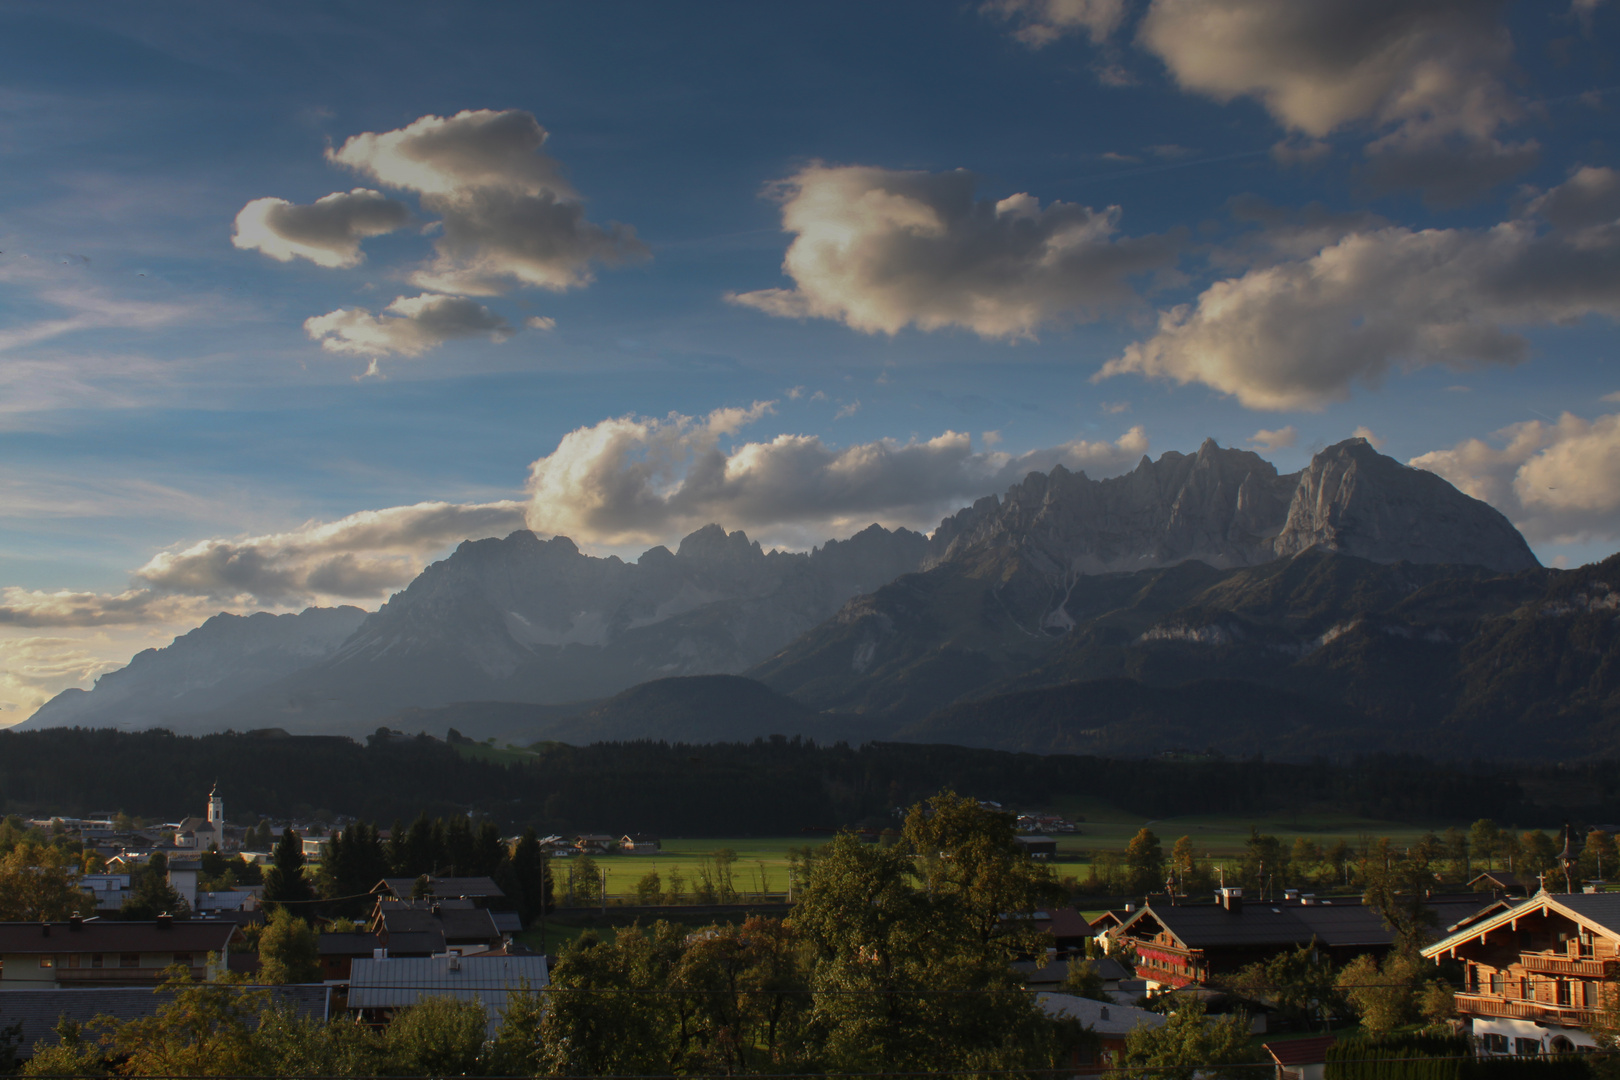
[[2, 727, 1618, 833]]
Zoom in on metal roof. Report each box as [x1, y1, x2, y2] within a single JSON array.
[[346, 955, 549, 1010], [377, 906, 501, 944], [0, 984, 328, 1057], [1127, 896, 1494, 951], [1036, 992, 1167, 1037], [377, 876, 505, 899], [0, 920, 240, 955]]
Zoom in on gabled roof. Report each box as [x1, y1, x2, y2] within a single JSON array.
[[317, 932, 381, 957], [347, 955, 549, 1011], [1036, 992, 1168, 1037], [1422, 891, 1620, 960], [0, 920, 240, 955], [376, 876, 504, 900], [376, 905, 501, 945], [1265, 1036, 1338, 1066]]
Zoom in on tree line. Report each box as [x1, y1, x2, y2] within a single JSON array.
[[6, 726, 1618, 834]]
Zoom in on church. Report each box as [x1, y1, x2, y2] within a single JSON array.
[[172, 784, 237, 851]]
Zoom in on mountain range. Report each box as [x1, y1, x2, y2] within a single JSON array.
[[27, 436, 1605, 760]]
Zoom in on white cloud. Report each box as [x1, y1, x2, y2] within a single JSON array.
[[728, 163, 1176, 340], [328, 109, 647, 295], [985, 0, 1128, 46], [231, 188, 411, 268], [525, 315, 556, 331], [1099, 168, 1620, 410], [1248, 425, 1297, 450], [1351, 425, 1386, 449], [304, 293, 514, 358], [524, 403, 1149, 546], [1412, 412, 1620, 545], [834, 400, 861, 420], [0, 260, 194, 355], [0, 635, 129, 719], [1099, 400, 1131, 414]]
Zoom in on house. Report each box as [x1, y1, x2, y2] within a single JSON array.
[[371, 898, 504, 952], [620, 834, 661, 853], [1037, 992, 1166, 1069], [1119, 888, 1489, 991], [317, 931, 385, 982], [1014, 835, 1058, 859], [574, 834, 616, 854], [0, 985, 328, 1062], [0, 916, 240, 987], [80, 874, 132, 912], [1012, 954, 1144, 1002], [1421, 890, 1620, 1055], [347, 953, 549, 1036], [1264, 1035, 1337, 1080], [376, 876, 505, 906], [1041, 908, 1101, 954], [166, 858, 202, 910], [1469, 871, 1530, 897]]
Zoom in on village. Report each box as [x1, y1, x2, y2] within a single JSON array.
[[2, 785, 1619, 1077]]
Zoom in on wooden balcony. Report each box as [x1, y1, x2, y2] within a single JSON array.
[[1520, 954, 1618, 979], [1456, 993, 1595, 1028]]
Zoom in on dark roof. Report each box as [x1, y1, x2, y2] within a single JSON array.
[[377, 876, 504, 899], [0, 920, 239, 955], [1043, 908, 1096, 940], [0, 985, 328, 1057], [1128, 896, 1492, 951], [1265, 1036, 1338, 1066], [381, 930, 446, 956], [1469, 871, 1526, 888], [491, 911, 523, 934], [317, 932, 381, 957], [1549, 892, 1620, 933], [378, 905, 501, 944]]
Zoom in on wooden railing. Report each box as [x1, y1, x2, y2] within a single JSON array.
[[1456, 993, 1595, 1027], [1520, 953, 1618, 978]]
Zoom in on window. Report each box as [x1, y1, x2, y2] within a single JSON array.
[[1483, 1034, 1510, 1054], [67, 954, 81, 969], [173, 952, 193, 967], [1522, 976, 1532, 1000], [1580, 929, 1595, 958], [1490, 972, 1504, 994], [120, 953, 139, 968], [1516, 1038, 1543, 1057], [1467, 965, 1479, 992], [38, 956, 54, 969], [90, 954, 103, 968], [1558, 980, 1572, 1006]]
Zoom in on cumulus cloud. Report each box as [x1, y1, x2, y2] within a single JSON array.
[[729, 163, 1177, 339], [1249, 425, 1297, 450], [304, 293, 514, 357], [985, 0, 1128, 46], [1352, 425, 1386, 449], [231, 188, 412, 268], [1098, 168, 1620, 410], [524, 403, 1149, 546], [1412, 411, 1620, 545], [328, 109, 647, 294]]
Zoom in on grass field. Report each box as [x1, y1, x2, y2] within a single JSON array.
[[562, 812, 1455, 900]]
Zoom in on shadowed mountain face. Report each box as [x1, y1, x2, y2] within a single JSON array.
[[21, 438, 1547, 748]]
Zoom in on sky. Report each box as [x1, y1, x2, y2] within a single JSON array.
[[2, 0, 1618, 721]]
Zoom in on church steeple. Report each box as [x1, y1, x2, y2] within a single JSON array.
[[207, 783, 223, 828]]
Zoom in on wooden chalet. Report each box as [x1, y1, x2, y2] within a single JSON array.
[[1422, 890, 1620, 1055], [1119, 888, 1488, 990]]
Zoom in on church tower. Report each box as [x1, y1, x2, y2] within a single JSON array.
[[207, 783, 223, 828]]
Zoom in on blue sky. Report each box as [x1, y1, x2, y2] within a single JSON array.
[[2, 0, 1618, 717]]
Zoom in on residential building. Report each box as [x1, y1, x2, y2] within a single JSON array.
[[574, 834, 616, 854], [1264, 1035, 1337, 1080], [0, 985, 328, 1061], [0, 917, 240, 987], [1037, 992, 1166, 1069], [620, 834, 661, 853], [376, 876, 505, 906], [80, 874, 132, 913], [1422, 890, 1620, 1055], [1119, 888, 1488, 990], [1014, 836, 1058, 859], [370, 898, 504, 952], [347, 953, 549, 1036]]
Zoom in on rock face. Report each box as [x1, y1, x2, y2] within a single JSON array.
[[21, 607, 368, 731], [1271, 438, 1538, 570], [926, 437, 1538, 580]]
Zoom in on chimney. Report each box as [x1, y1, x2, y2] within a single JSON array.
[[1217, 887, 1243, 912], [447, 954, 460, 972], [40, 922, 50, 937], [156, 912, 173, 928], [69, 913, 83, 929]]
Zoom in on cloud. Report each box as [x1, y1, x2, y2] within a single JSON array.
[[0, 636, 128, 718], [1352, 425, 1386, 449], [1249, 425, 1297, 450], [328, 109, 647, 294], [1098, 168, 1620, 410], [525, 315, 556, 331], [524, 403, 1149, 546], [304, 293, 514, 357], [0, 260, 193, 355], [1099, 400, 1131, 414], [231, 188, 411, 268], [834, 400, 861, 420], [984, 0, 1129, 46], [1412, 411, 1620, 545], [728, 163, 1177, 339], [1526, 166, 1620, 234]]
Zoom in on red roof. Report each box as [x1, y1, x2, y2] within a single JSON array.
[[1265, 1036, 1338, 1066]]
